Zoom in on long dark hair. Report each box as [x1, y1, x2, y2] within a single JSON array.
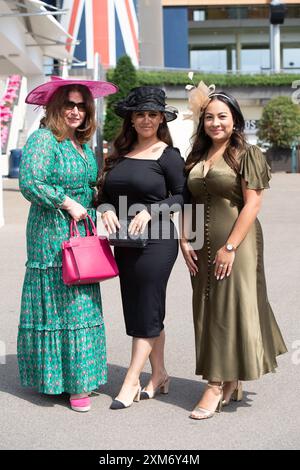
[[95, 112, 173, 206], [185, 92, 247, 175]]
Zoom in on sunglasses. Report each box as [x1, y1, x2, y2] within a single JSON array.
[[64, 101, 87, 112]]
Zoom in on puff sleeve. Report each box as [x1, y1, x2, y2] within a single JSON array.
[[239, 145, 271, 190], [19, 129, 66, 209]]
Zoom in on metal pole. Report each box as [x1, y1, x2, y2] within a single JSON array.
[[0, 11, 67, 17], [61, 58, 69, 78], [273, 24, 281, 73], [93, 52, 99, 152], [235, 33, 241, 73], [270, 24, 274, 72], [93, 53, 104, 170], [270, 24, 281, 73]]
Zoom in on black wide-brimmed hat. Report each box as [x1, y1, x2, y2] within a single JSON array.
[[114, 86, 178, 122]]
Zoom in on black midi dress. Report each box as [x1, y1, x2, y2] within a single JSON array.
[[102, 147, 186, 337]]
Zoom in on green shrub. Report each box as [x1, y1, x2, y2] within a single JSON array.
[[106, 70, 300, 88], [257, 96, 300, 148], [103, 55, 137, 142]]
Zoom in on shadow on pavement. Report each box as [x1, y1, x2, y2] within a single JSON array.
[[0, 356, 255, 412]]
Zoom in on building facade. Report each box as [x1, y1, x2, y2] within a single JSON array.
[[55, 1, 300, 72], [162, 0, 300, 72]]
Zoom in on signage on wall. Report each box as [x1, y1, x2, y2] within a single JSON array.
[[245, 119, 259, 134]]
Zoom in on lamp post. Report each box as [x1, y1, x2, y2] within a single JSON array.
[[269, 1, 286, 73]]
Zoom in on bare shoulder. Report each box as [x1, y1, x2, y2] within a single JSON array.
[[126, 141, 169, 160]]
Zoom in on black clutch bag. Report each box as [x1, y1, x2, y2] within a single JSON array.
[[109, 219, 148, 248]]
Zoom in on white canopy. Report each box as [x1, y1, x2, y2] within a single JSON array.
[[0, 0, 77, 74]]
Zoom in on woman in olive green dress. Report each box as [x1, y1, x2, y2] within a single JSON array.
[[180, 86, 287, 420], [17, 77, 117, 412]]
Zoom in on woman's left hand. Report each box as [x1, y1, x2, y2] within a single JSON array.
[[213, 246, 235, 280], [128, 210, 151, 235]]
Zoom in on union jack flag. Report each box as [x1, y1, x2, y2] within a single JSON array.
[[61, 0, 139, 68]]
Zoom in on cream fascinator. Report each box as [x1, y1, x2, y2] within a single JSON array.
[[184, 72, 216, 122]]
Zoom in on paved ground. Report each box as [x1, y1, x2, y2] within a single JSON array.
[[0, 174, 299, 450]]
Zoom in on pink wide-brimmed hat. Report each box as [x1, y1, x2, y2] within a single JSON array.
[[25, 76, 118, 105]]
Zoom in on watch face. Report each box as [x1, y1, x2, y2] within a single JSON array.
[[226, 244, 233, 251]]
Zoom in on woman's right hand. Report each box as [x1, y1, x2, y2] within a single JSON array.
[[61, 196, 87, 222], [101, 210, 121, 234], [180, 239, 198, 276]]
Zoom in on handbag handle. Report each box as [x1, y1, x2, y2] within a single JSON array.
[[70, 214, 97, 237]]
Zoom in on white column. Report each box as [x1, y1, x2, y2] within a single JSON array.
[[273, 24, 281, 73], [235, 33, 241, 72], [138, 0, 164, 67], [270, 24, 281, 73], [85, 0, 95, 69], [270, 24, 274, 71], [25, 75, 45, 138]]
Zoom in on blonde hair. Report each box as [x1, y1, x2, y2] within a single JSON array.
[[41, 84, 96, 144]]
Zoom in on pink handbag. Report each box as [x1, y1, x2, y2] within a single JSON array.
[[62, 214, 119, 285]]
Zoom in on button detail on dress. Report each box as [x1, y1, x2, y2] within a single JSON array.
[[203, 179, 212, 300]]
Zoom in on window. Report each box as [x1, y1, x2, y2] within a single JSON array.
[[286, 5, 300, 18], [241, 49, 270, 72], [283, 48, 300, 69], [193, 10, 205, 22], [190, 50, 227, 72], [188, 5, 270, 21]]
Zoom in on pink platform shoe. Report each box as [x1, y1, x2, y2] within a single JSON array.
[[69, 396, 91, 412]]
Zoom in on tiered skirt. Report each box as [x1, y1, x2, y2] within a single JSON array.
[[17, 267, 107, 394]]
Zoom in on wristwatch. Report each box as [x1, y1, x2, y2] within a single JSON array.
[[225, 243, 236, 252]]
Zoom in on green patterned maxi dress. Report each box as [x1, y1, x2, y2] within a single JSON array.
[[17, 128, 107, 394]]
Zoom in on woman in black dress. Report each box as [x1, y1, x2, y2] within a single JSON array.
[[95, 87, 186, 409]]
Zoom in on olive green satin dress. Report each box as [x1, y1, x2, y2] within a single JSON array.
[[187, 145, 287, 381]]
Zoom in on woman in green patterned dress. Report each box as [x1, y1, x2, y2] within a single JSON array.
[[17, 77, 117, 412], [180, 86, 287, 420]]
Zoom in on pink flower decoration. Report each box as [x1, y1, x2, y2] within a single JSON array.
[[10, 75, 21, 82], [4, 97, 14, 104], [0, 110, 12, 117], [0, 74, 21, 151], [6, 92, 17, 99]]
